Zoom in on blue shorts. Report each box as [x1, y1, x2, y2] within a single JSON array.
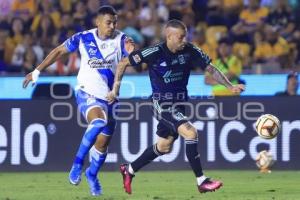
[[76, 89, 117, 136]]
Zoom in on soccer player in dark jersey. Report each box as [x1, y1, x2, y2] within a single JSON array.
[[107, 19, 245, 194]]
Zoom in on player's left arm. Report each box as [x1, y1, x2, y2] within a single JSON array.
[[190, 44, 244, 94], [206, 63, 245, 94], [106, 57, 131, 103], [106, 36, 135, 103]]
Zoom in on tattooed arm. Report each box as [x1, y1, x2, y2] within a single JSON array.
[[106, 57, 131, 103], [206, 63, 245, 94]]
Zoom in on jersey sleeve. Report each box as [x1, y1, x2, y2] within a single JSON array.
[[120, 34, 130, 57], [128, 46, 159, 67], [63, 32, 81, 53], [190, 44, 212, 70]]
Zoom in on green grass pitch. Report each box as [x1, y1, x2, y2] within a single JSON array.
[[0, 170, 299, 200]]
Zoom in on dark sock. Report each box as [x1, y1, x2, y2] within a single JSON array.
[[185, 139, 203, 177], [131, 144, 163, 173]]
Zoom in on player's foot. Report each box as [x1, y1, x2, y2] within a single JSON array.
[[120, 163, 135, 194], [85, 168, 102, 196], [69, 164, 82, 185], [198, 178, 223, 193]]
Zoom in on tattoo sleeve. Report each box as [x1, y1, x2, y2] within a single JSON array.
[[206, 64, 233, 88]]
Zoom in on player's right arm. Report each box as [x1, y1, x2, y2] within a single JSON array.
[[23, 32, 81, 88], [23, 45, 69, 88], [106, 47, 155, 103]]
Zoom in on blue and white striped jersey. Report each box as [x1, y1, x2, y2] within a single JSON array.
[[64, 28, 128, 100]]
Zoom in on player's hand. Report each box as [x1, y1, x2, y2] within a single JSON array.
[[125, 37, 135, 54], [106, 90, 118, 104], [22, 69, 40, 88], [229, 84, 245, 94]]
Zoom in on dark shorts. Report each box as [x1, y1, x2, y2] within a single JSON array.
[[152, 99, 188, 140]]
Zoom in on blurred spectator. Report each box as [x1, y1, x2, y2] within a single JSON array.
[[138, 1, 159, 45], [192, 0, 208, 22], [22, 47, 37, 74], [0, 0, 299, 74], [31, 0, 61, 32], [288, 0, 298, 9], [11, 0, 35, 31], [232, 0, 269, 43], [182, 13, 195, 41], [5, 17, 25, 65], [266, 0, 295, 40], [58, 0, 73, 13], [85, 0, 101, 29], [0, 16, 10, 33], [165, 0, 182, 20], [275, 72, 298, 96], [223, 0, 244, 27], [107, 0, 125, 10], [46, 53, 80, 75], [117, 14, 145, 47], [11, 0, 35, 16], [0, 29, 9, 71], [11, 32, 44, 67], [73, 1, 87, 31], [253, 25, 290, 73], [0, 0, 13, 17], [290, 3, 300, 66], [205, 25, 228, 47], [122, 8, 139, 28], [205, 38, 243, 96], [206, 0, 226, 26], [35, 15, 57, 54], [11, 0, 35, 18], [232, 42, 252, 67], [244, 0, 274, 7], [193, 28, 217, 61], [58, 13, 76, 43]]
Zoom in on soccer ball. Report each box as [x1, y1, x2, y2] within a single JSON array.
[[255, 150, 275, 172], [255, 114, 280, 139]]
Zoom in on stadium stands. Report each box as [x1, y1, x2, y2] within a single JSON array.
[[0, 0, 299, 75]]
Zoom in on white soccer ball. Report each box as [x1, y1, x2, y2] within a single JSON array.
[[255, 150, 275, 169], [255, 114, 280, 139]]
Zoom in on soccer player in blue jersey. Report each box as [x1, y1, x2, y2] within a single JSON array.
[[107, 19, 245, 194], [23, 6, 134, 196]]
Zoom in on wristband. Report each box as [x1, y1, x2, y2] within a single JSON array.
[[32, 69, 40, 83]]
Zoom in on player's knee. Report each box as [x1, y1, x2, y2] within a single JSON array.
[[94, 145, 107, 153], [157, 145, 172, 154], [156, 143, 173, 154], [90, 118, 107, 129], [183, 128, 198, 140], [178, 122, 198, 140], [91, 145, 107, 156]]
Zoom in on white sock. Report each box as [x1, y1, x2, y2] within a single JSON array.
[[197, 175, 208, 186], [93, 146, 106, 155], [90, 146, 106, 161], [128, 164, 135, 175]]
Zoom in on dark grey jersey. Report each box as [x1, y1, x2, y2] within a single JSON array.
[[128, 42, 211, 101]]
